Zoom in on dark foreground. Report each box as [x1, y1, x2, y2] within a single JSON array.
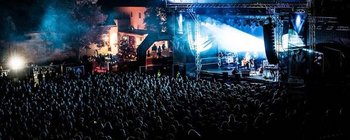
[[0, 72, 349, 140]]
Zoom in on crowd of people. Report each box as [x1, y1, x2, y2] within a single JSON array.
[[0, 72, 347, 140]]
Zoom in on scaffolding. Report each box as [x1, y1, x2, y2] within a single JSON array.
[[167, 3, 308, 9], [187, 11, 202, 79], [168, 1, 313, 80]]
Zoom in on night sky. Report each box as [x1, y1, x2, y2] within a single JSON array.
[[0, 0, 349, 40]]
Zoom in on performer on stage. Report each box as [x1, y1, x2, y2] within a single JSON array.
[[241, 52, 252, 69], [218, 51, 224, 58]]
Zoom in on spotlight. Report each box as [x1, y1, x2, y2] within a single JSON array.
[[8, 56, 26, 70], [201, 20, 265, 52]]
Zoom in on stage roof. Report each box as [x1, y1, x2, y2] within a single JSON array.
[[166, 0, 308, 9], [166, 0, 307, 4]]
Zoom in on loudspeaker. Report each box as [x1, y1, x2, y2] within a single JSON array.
[[263, 18, 279, 64]]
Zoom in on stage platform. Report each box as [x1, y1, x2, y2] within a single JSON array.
[[200, 68, 278, 83]]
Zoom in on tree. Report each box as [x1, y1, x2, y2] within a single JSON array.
[[144, 6, 167, 33], [0, 16, 17, 40], [40, 0, 107, 59], [117, 39, 137, 62]]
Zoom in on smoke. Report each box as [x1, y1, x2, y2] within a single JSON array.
[[35, 7, 79, 62], [1, 0, 107, 64], [41, 7, 72, 48], [36, 1, 98, 63], [199, 17, 265, 53], [4, 32, 77, 65]]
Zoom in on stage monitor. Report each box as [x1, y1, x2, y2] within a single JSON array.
[[167, 0, 306, 4]]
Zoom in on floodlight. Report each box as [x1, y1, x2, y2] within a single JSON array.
[[8, 56, 25, 70]]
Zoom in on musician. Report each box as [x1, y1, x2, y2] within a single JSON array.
[[218, 51, 224, 58], [258, 66, 263, 75], [252, 52, 260, 71], [218, 51, 224, 67], [249, 58, 255, 70], [241, 58, 248, 67], [241, 52, 252, 69]]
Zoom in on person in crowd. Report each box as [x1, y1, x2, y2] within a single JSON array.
[[147, 50, 151, 57], [37, 70, 43, 84], [157, 46, 162, 58], [162, 44, 166, 51], [0, 71, 346, 140]]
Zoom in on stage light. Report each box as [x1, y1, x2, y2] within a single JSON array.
[[177, 12, 183, 34], [8, 56, 26, 70], [296, 15, 301, 28], [195, 36, 213, 52], [201, 20, 265, 53]]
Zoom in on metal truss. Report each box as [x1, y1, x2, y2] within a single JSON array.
[[309, 15, 316, 50], [167, 3, 307, 9], [168, 1, 313, 81], [187, 11, 202, 80]]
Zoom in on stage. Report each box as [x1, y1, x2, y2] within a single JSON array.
[[200, 68, 278, 83]]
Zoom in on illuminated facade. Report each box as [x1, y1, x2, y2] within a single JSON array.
[[83, 7, 148, 56], [114, 7, 146, 30], [114, 6, 149, 60]]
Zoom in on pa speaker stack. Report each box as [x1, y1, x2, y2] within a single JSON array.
[[263, 17, 279, 65]]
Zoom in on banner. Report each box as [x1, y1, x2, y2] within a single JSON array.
[[288, 12, 308, 47]]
